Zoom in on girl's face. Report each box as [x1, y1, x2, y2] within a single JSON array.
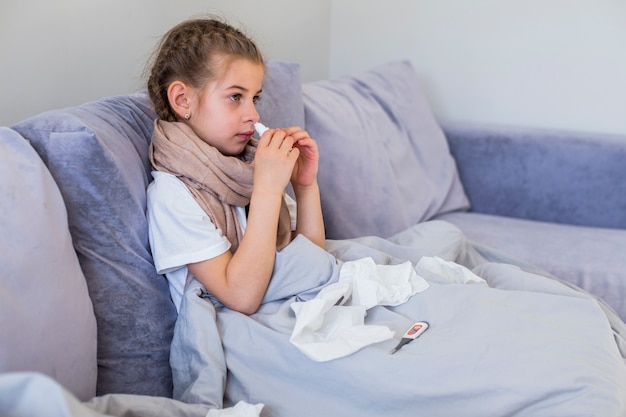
[[190, 58, 265, 156]]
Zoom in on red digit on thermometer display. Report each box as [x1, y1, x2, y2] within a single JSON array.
[[406, 322, 426, 337]]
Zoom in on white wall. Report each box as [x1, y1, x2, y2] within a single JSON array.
[[3, 1, 625, 136], [0, 0, 330, 126], [330, 0, 626, 135]]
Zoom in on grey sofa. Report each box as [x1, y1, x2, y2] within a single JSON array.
[[1, 60, 625, 406]]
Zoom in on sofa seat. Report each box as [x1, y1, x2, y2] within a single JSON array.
[[437, 211, 626, 321]]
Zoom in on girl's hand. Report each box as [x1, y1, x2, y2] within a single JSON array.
[[281, 126, 319, 187], [254, 128, 300, 194]]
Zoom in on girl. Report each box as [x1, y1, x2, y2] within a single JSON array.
[[146, 18, 325, 315]]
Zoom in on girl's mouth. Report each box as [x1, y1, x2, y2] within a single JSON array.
[[238, 131, 254, 140]]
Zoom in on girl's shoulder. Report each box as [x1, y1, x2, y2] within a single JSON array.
[[148, 171, 190, 197], [147, 171, 197, 214], [150, 170, 184, 187], [147, 171, 217, 233]]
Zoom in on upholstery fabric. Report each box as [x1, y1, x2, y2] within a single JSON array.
[[0, 127, 97, 401], [12, 92, 177, 397], [302, 60, 469, 239]]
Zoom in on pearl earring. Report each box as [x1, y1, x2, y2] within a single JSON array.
[[184, 113, 191, 120]]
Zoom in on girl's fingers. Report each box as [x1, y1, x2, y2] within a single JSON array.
[[262, 129, 295, 151], [287, 147, 300, 164], [281, 126, 307, 136], [268, 126, 311, 144]]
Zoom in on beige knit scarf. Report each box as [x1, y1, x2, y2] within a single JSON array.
[[149, 120, 292, 252]]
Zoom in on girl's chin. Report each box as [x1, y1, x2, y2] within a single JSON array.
[[223, 144, 248, 156]]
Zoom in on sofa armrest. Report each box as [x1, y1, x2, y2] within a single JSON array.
[[442, 121, 626, 229]]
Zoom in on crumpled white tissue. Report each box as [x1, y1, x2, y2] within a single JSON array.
[[415, 256, 487, 285], [290, 257, 429, 362], [206, 401, 264, 417]]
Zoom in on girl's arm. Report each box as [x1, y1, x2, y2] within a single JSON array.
[[285, 127, 326, 249], [188, 129, 299, 315], [292, 181, 325, 248]]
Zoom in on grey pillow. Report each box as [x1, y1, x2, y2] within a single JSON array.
[[12, 92, 177, 397], [0, 127, 97, 401], [303, 60, 470, 239], [256, 60, 305, 130]]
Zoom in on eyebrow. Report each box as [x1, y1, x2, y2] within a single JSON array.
[[227, 85, 263, 95]]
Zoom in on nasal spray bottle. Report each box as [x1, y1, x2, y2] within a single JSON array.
[[254, 122, 269, 137]]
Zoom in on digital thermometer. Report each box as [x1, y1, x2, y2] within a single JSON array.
[[389, 321, 429, 354]]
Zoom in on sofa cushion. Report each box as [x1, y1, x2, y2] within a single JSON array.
[[0, 127, 97, 401], [12, 92, 177, 397], [302, 60, 469, 239], [437, 211, 626, 323]]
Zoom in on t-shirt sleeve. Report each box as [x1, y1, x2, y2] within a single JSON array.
[[146, 172, 231, 275]]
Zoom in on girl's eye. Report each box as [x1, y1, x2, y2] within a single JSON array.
[[253, 95, 261, 104], [229, 94, 241, 102]]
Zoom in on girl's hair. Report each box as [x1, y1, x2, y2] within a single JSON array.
[[146, 17, 265, 121]]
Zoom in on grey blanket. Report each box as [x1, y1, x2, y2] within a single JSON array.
[[2, 221, 625, 417], [173, 220, 626, 417]]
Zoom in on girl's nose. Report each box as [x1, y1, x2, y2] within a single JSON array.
[[246, 102, 260, 123]]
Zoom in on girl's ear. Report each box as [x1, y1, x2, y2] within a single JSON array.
[[167, 81, 191, 120]]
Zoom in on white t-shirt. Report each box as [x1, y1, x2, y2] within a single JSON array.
[[146, 171, 296, 310]]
